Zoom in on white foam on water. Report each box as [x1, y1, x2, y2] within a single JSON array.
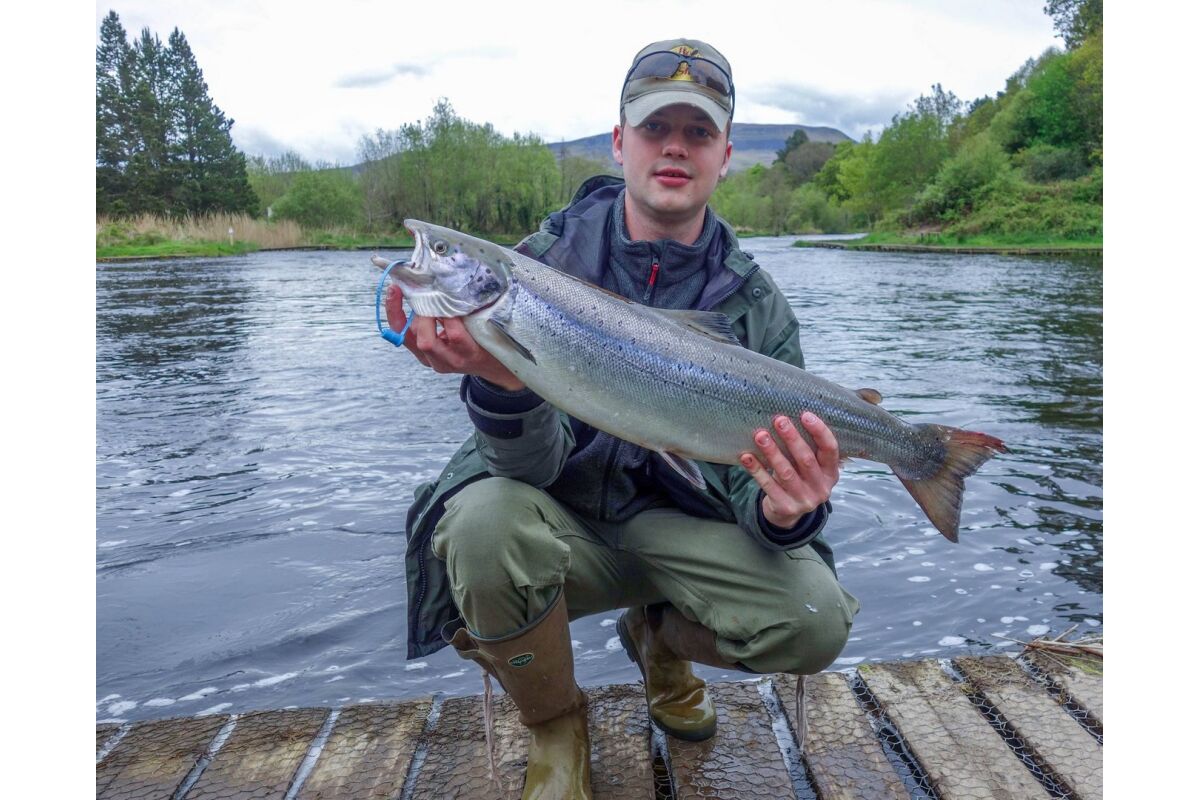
[[98, 540, 127, 548], [955, 588, 968, 595], [834, 656, 864, 665], [179, 686, 219, 701], [847, 636, 862, 642], [196, 702, 233, 716], [938, 636, 966, 646], [907, 576, 931, 582], [1001, 616, 1015, 624], [1085, 618, 1100, 627], [108, 700, 137, 715], [977, 618, 986, 623], [1039, 562, 1057, 570], [98, 694, 121, 705], [973, 563, 994, 572], [990, 584, 1002, 589], [921, 562, 935, 567], [571, 639, 582, 649], [439, 670, 466, 679], [144, 698, 175, 707], [254, 672, 298, 687], [1026, 624, 1050, 636], [303, 520, 317, 526], [169, 488, 191, 497], [404, 662, 428, 671], [600, 618, 616, 627], [604, 636, 622, 651], [1018, 569, 1034, 577], [906, 548, 926, 555], [805, 603, 819, 613], [912, 620, 922, 626], [325, 675, 345, 683]]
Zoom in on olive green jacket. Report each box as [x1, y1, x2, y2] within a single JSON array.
[[401, 177, 834, 658]]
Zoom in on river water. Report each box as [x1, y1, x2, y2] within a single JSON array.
[[96, 237, 1102, 723]]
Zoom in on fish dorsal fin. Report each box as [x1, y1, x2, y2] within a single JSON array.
[[488, 317, 537, 364], [657, 450, 707, 491], [655, 309, 742, 345], [856, 388, 883, 405]]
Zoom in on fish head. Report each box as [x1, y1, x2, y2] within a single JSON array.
[[390, 219, 512, 318]]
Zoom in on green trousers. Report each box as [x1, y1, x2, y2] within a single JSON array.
[[432, 477, 861, 675]]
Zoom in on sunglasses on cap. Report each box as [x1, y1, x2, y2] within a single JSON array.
[[623, 50, 735, 114]]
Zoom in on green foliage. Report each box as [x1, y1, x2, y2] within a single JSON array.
[[1015, 143, 1088, 182], [95, 11, 258, 217], [271, 170, 363, 228], [911, 136, 1013, 223], [357, 99, 561, 236], [246, 151, 312, 215], [1044, 0, 1103, 49], [775, 129, 808, 162]]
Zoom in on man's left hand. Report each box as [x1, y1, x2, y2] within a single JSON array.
[[740, 412, 840, 529]]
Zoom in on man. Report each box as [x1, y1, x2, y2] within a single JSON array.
[[387, 39, 859, 800]]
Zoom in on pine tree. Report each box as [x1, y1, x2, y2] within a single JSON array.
[[164, 29, 256, 215], [96, 11, 133, 214], [95, 11, 258, 217]]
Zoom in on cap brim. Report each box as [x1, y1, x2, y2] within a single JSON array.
[[624, 90, 730, 130]]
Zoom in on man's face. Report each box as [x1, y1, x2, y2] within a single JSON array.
[[612, 103, 732, 227]]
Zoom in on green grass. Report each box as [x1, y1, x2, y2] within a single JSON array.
[[854, 231, 1102, 248], [305, 231, 415, 249], [97, 240, 261, 258]]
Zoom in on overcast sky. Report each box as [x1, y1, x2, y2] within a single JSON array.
[[96, 0, 1061, 165]]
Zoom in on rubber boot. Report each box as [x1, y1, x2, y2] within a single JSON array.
[[616, 603, 730, 742], [447, 591, 592, 800]]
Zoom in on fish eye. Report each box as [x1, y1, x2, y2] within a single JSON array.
[[432, 240, 448, 255]]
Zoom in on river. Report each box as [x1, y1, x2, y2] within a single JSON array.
[[96, 236, 1102, 722]]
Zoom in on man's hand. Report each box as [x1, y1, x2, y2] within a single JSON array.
[[385, 284, 525, 391], [739, 412, 840, 529]]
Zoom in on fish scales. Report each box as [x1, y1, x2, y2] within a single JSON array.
[[381, 220, 1007, 541]]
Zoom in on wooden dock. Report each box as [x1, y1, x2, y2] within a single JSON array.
[[95, 653, 1101, 799]]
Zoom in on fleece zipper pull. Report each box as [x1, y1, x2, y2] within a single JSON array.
[[642, 261, 660, 303]]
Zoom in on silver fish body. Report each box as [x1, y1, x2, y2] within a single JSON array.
[[380, 220, 1006, 541]]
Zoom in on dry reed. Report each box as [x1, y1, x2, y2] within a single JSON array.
[[97, 213, 306, 249]]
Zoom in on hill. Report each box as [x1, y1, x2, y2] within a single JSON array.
[[548, 123, 852, 173]]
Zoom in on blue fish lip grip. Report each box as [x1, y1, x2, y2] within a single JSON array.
[[375, 259, 413, 346]]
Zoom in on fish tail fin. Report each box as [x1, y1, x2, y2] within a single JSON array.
[[895, 425, 1007, 543]]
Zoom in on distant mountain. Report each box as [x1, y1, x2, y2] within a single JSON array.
[[547, 123, 853, 173]]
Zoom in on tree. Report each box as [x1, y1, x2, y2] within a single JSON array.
[[164, 29, 257, 215], [95, 11, 258, 216], [272, 170, 362, 228], [96, 11, 133, 214], [774, 129, 808, 162], [1044, 0, 1102, 49]]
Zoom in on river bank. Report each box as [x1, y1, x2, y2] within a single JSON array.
[[794, 231, 1102, 256]]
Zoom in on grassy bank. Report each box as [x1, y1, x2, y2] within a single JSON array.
[[94, 214, 537, 258], [825, 231, 1101, 249]]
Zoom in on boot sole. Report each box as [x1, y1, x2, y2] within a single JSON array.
[[616, 613, 717, 743]]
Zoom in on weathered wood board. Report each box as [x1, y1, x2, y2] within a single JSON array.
[[775, 673, 909, 800], [1026, 650, 1104, 726], [95, 657, 1102, 800], [955, 656, 1102, 800], [859, 660, 1051, 799]]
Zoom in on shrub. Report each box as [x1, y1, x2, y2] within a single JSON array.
[[1016, 143, 1088, 182]]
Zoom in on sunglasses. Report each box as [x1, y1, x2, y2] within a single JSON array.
[[623, 51, 735, 113]]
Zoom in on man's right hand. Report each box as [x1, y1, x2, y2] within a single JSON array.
[[385, 284, 526, 391]]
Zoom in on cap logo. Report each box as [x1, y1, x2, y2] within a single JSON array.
[[668, 45, 701, 82], [509, 653, 534, 668]]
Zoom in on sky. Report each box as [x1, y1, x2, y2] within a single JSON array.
[[96, 0, 1062, 165]]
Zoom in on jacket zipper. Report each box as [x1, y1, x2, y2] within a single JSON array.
[[641, 261, 660, 303]]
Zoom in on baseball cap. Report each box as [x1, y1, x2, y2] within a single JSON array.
[[620, 39, 735, 130]]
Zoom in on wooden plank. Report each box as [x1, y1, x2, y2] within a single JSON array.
[[584, 684, 654, 800], [96, 723, 121, 757], [859, 660, 1050, 800], [295, 700, 430, 800], [96, 715, 229, 799], [955, 656, 1102, 800], [183, 708, 328, 800], [667, 681, 795, 800], [1026, 651, 1103, 726], [775, 673, 908, 800], [407, 684, 653, 800]]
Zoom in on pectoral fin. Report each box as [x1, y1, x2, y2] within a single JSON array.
[[657, 450, 707, 491], [488, 318, 537, 364]]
